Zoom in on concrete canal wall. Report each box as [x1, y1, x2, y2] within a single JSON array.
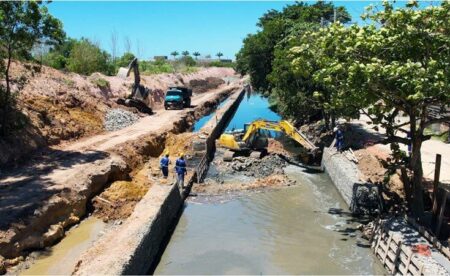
[[321, 147, 382, 215]]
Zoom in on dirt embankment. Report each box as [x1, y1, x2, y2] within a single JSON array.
[[0, 76, 241, 272], [300, 120, 406, 210], [93, 132, 201, 222], [1, 61, 236, 167]]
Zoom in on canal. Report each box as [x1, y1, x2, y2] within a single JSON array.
[[154, 92, 384, 274]]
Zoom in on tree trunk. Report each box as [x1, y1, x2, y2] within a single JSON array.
[[323, 110, 330, 130], [1, 46, 13, 136], [5, 46, 12, 98], [331, 111, 336, 130], [409, 112, 425, 218]]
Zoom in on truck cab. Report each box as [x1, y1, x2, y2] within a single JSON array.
[[164, 86, 192, 110]]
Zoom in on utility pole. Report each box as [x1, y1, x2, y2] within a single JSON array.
[[320, 17, 324, 27], [334, 8, 337, 23]]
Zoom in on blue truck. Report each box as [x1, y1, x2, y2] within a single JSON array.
[[164, 86, 192, 110]]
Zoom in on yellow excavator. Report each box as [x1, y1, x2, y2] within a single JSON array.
[[218, 119, 318, 161]]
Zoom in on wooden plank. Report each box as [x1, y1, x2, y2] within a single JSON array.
[[418, 263, 424, 275], [432, 154, 442, 216], [392, 241, 402, 274], [385, 260, 395, 273], [382, 235, 393, 263], [404, 249, 413, 274]]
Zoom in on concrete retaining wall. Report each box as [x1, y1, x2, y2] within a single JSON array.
[[73, 86, 247, 275], [321, 147, 382, 215]]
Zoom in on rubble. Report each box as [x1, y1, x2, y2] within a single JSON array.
[[104, 109, 139, 131]]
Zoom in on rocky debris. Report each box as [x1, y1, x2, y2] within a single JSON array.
[[227, 154, 287, 178], [357, 221, 375, 240], [104, 109, 139, 131], [350, 184, 383, 216]]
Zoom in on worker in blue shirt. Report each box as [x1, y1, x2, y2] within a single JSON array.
[[160, 153, 170, 178], [335, 126, 344, 152], [175, 153, 187, 188]]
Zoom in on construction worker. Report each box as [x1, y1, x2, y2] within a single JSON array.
[[335, 125, 344, 152], [160, 153, 170, 178], [175, 153, 187, 188]]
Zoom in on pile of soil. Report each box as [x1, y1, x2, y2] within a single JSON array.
[[189, 77, 225, 93], [93, 167, 152, 222], [267, 139, 292, 156], [2, 61, 237, 167]]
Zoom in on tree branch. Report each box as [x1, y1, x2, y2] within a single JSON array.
[[382, 135, 410, 145]]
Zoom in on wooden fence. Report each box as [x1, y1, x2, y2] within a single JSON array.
[[372, 220, 425, 275]]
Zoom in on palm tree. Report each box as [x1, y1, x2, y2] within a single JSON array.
[[181, 50, 190, 57], [193, 51, 200, 60], [216, 52, 223, 60], [170, 51, 179, 60]]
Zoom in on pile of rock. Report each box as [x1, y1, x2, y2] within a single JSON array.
[[104, 109, 139, 131], [229, 154, 287, 177]]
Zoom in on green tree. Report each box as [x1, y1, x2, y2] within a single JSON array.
[[236, 1, 350, 92], [181, 56, 196, 67], [116, 52, 135, 68], [181, 50, 190, 57], [193, 51, 201, 60], [170, 51, 179, 60], [216, 52, 223, 59], [0, 1, 64, 135], [41, 38, 76, 69], [66, 38, 112, 75], [289, 1, 450, 218]]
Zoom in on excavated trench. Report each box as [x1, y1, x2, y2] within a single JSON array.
[[8, 87, 236, 274]]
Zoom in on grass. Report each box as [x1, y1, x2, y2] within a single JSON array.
[[91, 77, 110, 89], [62, 78, 75, 87]]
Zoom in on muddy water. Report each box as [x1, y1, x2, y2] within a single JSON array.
[[21, 217, 106, 275], [154, 93, 384, 274], [154, 166, 383, 274]]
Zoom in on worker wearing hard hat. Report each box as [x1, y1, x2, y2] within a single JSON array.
[[175, 153, 187, 188], [334, 125, 344, 152], [160, 153, 171, 178]]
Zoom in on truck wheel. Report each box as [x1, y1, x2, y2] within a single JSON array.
[[164, 105, 168, 110]]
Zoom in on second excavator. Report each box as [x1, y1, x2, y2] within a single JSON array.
[[218, 119, 318, 161]]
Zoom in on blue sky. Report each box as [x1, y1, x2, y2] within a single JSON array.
[[47, 1, 430, 60]]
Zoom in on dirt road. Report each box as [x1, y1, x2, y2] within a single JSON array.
[[0, 82, 242, 260], [350, 114, 450, 183]]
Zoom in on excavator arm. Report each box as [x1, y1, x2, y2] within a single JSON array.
[[242, 120, 318, 153], [116, 58, 152, 114]]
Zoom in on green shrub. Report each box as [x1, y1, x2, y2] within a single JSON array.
[[207, 60, 236, 68], [91, 77, 110, 89], [66, 38, 111, 75]]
